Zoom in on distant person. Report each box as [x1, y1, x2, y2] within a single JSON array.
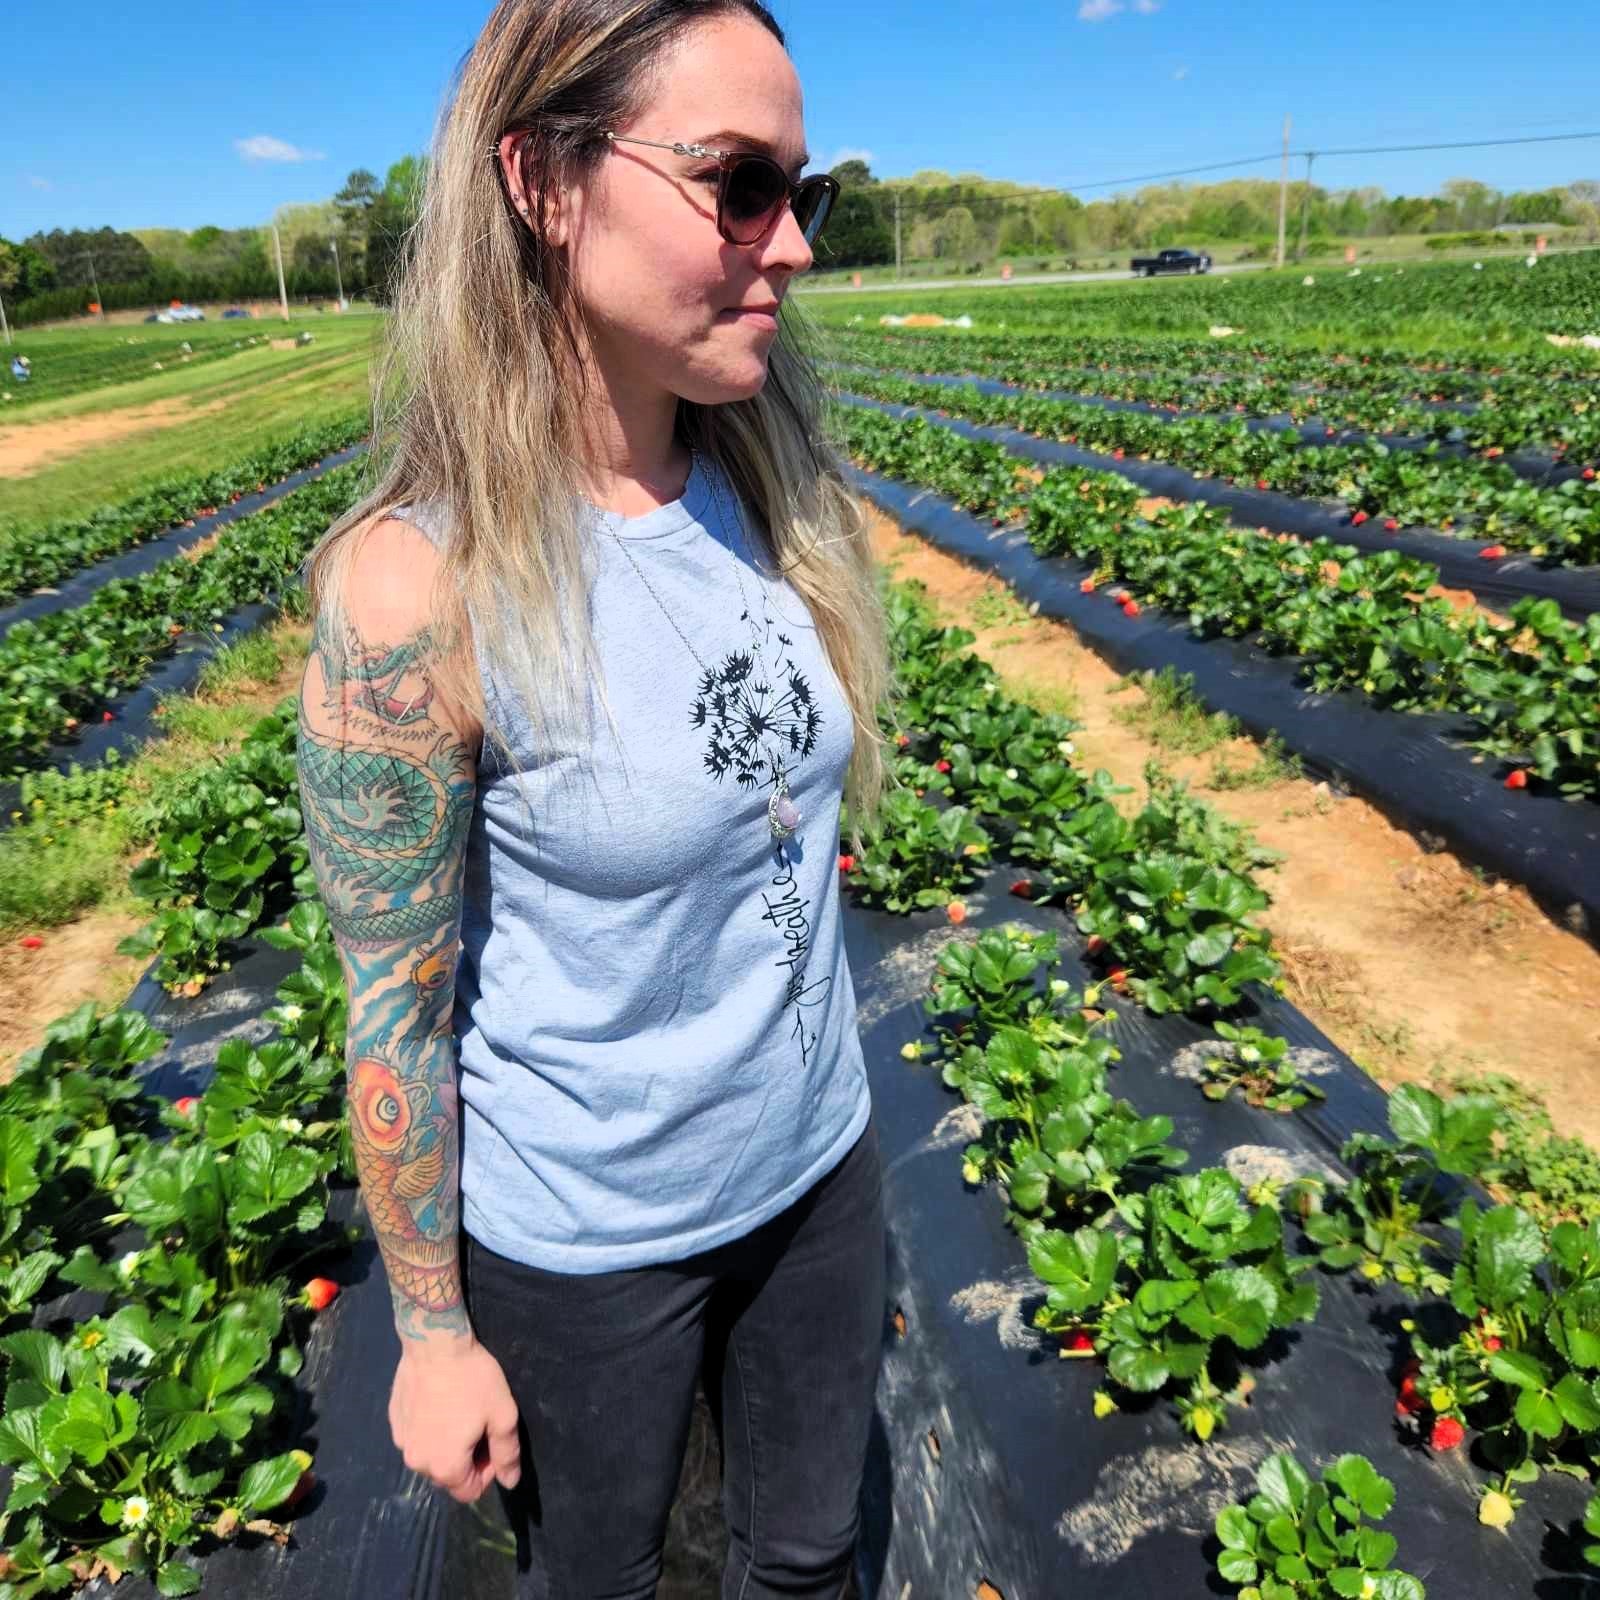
[[9, 355, 30, 384]]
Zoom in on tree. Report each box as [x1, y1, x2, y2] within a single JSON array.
[[831, 158, 875, 191]]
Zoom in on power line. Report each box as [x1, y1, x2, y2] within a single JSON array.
[[874, 128, 1600, 215]]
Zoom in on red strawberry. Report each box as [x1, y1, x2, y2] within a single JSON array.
[[1399, 1372, 1420, 1399], [1351, 511, 1370, 526], [173, 1096, 200, 1117], [304, 1277, 340, 1312], [837, 854, 856, 873], [1504, 769, 1529, 790], [1483, 447, 1504, 459], [1482, 1335, 1503, 1352], [1108, 967, 1130, 991], [1584, 467, 1596, 481], [896, 733, 911, 749], [1121, 600, 1140, 618], [1429, 1416, 1465, 1451], [1478, 544, 1508, 561], [946, 902, 967, 925], [1384, 518, 1400, 532], [935, 759, 952, 773], [101, 710, 114, 722], [1009, 879, 1033, 899], [1395, 1391, 1424, 1417], [1256, 478, 1269, 491], [1112, 448, 1125, 461], [19, 935, 43, 950], [1079, 577, 1097, 594], [1064, 1331, 1095, 1353]]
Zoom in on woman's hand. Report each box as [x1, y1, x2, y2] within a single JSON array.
[[389, 1333, 523, 1502]]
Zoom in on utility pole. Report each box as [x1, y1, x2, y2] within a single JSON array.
[[893, 192, 903, 280], [78, 249, 105, 318], [1296, 151, 1316, 261], [0, 290, 10, 347], [1275, 114, 1291, 269], [271, 225, 290, 322], [330, 238, 346, 309]]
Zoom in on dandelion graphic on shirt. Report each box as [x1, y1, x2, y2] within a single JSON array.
[[690, 595, 832, 1071]]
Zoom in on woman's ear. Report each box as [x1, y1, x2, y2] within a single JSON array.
[[497, 132, 570, 247]]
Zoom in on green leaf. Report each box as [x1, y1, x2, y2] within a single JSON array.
[[1216, 1505, 1256, 1552], [1327, 1454, 1395, 1521], [1386, 1084, 1442, 1150], [1253, 1453, 1312, 1521], [1185, 927, 1233, 968], [1514, 1386, 1565, 1440], [1108, 1343, 1170, 1393], [238, 1450, 308, 1513], [1217, 1549, 1258, 1584], [156, 1560, 202, 1597], [1553, 1372, 1600, 1433], [1488, 1350, 1549, 1391]]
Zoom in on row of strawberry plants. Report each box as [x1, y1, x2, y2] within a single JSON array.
[[0, 412, 369, 608], [827, 333, 1600, 466], [856, 583, 1599, 1585], [0, 900, 350, 1596], [827, 323, 1600, 419], [837, 406, 1600, 802], [834, 370, 1600, 563], [0, 466, 365, 777]]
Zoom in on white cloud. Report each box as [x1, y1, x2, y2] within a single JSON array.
[[1172, 64, 1190, 79], [234, 135, 325, 164], [1134, 0, 1162, 11], [825, 146, 876, 172], [1077, 0, 1123, 17], [26, 175, 51, 190]]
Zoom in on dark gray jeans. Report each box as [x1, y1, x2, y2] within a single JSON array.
[[461, 1113, 886, 1599]]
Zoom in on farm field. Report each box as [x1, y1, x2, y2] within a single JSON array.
[[3, 252, 1600, 1595]]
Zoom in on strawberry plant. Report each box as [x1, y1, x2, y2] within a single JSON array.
[[1212, 1451, 1425, 1599], [843, 789, 991, 912], [1296, 1085, 1497, 1294], [1200, 1023, 1327, 1113], [1032, 1168, 1318, 1439]]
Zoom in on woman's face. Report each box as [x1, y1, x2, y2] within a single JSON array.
[[505, 15, 816, 408]]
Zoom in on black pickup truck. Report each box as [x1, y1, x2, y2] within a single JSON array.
[[1130, 247, 1212, 277]]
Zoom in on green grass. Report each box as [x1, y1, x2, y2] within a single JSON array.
[[0, 319, 377, 527], [1207, 735, 1305, 791], [0, 618, 311, 937], [1108, 666, 1241, 755]]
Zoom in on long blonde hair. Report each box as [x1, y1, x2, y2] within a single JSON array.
[[303, 0, 892, 851]]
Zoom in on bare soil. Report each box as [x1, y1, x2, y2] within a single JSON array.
[[864, 502, 1600, 1146], [0, 396, 229, 477], [0, 621, 313, 1074]]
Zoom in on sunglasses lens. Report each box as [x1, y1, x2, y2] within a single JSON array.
[[723, 157, 789, 241], [795, 181, 834, 245]]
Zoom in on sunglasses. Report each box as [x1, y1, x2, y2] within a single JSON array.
[[493, 130, 838, 249]]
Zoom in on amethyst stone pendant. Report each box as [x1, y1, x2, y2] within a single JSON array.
[[768, 774, 801, 841]]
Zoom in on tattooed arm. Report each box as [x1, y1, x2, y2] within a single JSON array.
[[296, 516, 519, 1503]]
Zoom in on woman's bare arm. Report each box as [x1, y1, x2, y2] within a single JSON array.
[[297, 518, 481, 1343]]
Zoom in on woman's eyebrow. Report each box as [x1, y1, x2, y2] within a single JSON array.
[[692, 129, 811, 171]]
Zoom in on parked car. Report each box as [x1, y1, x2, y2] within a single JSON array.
[[143, 312, 162, 323], [1130, 248, 1212, 277], [154, 303, 206, 323], [221, 307, 253, 320]]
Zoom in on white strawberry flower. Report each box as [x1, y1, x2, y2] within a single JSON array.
[[1048, 979, 1071, 997], [1004, 768, 1018, 780], [1125, 914, 1147, 932], [1057, 740, 1075, 756], [121, 1496, 150, 1528], [117, 1250, 142, 1279], [278, 1003, 304, 1022], [279, 1117, 304, 1135]]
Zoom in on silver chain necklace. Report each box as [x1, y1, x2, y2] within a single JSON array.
[[600, 450, 802, 843]]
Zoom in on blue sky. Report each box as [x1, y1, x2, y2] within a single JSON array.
[[6, 0, 1596, 236]]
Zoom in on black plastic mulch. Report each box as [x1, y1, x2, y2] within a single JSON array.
[[837, 392, 1600, 620], [849, 462, 1600, 946]]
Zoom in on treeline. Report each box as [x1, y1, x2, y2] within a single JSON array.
[[0, 158, 425, 327], [815, 164, 1600, 269]]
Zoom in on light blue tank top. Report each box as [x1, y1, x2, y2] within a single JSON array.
[[392, 453, 870, 1272]]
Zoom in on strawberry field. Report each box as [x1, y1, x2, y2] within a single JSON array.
[[2, 252, 1599, 1595]]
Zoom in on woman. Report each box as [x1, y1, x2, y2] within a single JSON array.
[[295, 2, 893, 1595]]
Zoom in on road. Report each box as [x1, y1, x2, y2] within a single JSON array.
[[795, 261, 1268, 295]]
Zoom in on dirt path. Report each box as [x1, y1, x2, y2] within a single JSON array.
[[864, 502, 1600, 1146], [0, 395, 229, 477], [0, 621, 312, 1073]]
